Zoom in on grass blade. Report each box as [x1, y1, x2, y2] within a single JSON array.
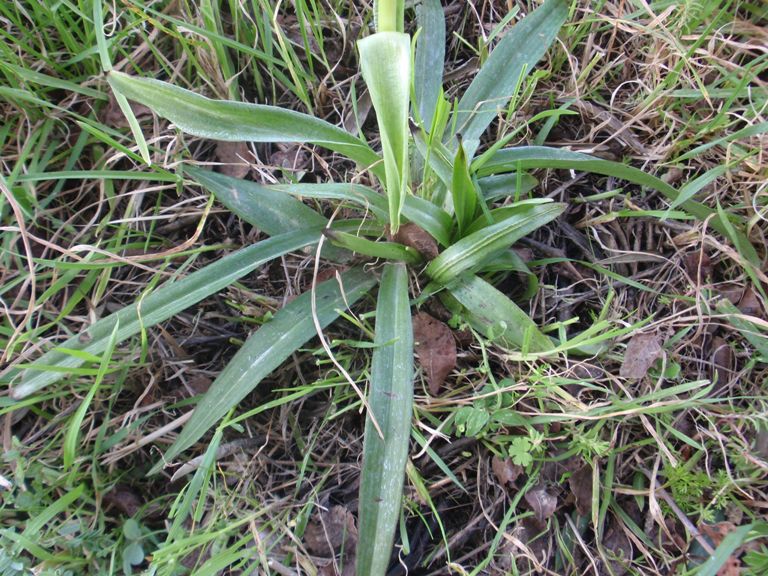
[[426, 202, 564, 285], [451, 0, 568, 156], [358, 32, 411, 233], [62, 321, 119, 473], [445, 274, 552, 352], [159, 267, 377, 467], [414, 0, 445, 131], [476, 146, 752, 249], [107, 71, 381, 174], [357, 262, 413, 576], [6, 229, 324, 399]]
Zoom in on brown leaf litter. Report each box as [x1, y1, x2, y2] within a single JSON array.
[[620, 332, 662, 379], [412, 312, 457, 395]]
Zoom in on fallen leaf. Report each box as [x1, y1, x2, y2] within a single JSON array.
[[568, 464, 593, 517], [492, 456, 523, 487], [620, 333, 662, 379], [412, 312, 456, 395], [394, 223, 439, 260], [103, 484, 142, 517], [738, 286, 764, 318], [524, 483, 557, 522], [709, 336, 733, 392], [215, 141, 251, 179], [755, 429, 768, 461], [304, 506, 358, 557], [697, 522, 744, 576], [684, 251, 712, 280], [270, 144, 310, 173], [507, 517, 549, 571], [599, 521, 633, 576], [101, 92, 152, 127], [700, 521, 737, 547]]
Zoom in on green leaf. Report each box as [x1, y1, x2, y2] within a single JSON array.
[[7, 229, 323, 399], [696, 523, 754, 576], [477, 146, 752, 250], [186, 166, 328, 233], [414, 0, 445, 131], [160, 267, 377, 466], [675, 121, 768, 161], [107, 71, 381, 175], [271, 182, 452, 246], [358, 32, 411, 233], [477, 172, 538, 201], [357, 263, 413, 576], [445, 274, 553, 352], [184, 167, 348, 262], [464, 199, 554, 236], [426, 202, 564, 285], [324, 230, 422, 264], [451, 0, 569, 156], [451, 138, 479, 236]]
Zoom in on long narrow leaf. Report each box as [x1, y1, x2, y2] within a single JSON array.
[[451, 0, 568, 156], [159, 267, 377, 467], [272, 183, 453, 246], [451, 138, 479, 236], [184, 166, 348, 262], [414, 0, 445, 131], [357, 263, 413, 576], [358, 32, 411, 233], [445, 274, 552, 352], [6, 229, 323, 399], [426, 202, 565, 285], [107, 71, 381, 175], [186, 166, 328, 233], [476, 146, 754, 256]]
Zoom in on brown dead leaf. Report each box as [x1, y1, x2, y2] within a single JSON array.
[[507, 517, 549, 571], [699, 522, 745, 575], [101, 92, 152, 127], [304, 506, 358, 557], [394, 223, 439, 260], [524, 484, 557, 522], [270, 144, 310, 173], [413, 312, 456, 395], [620, 333, 662, 379], [215, 141, 251, 179], [492, 456, 523, 487], [600, 521, 633, 576], [568, 464, 593, 517], [738, 286, 764, 318], [709, 336, 734, 391], [684, 251, 712, 281], [103, 484, 142, 517], [700, 521, 737, 547]]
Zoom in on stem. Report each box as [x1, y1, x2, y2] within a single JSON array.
[[375, 0, 403, 33]]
